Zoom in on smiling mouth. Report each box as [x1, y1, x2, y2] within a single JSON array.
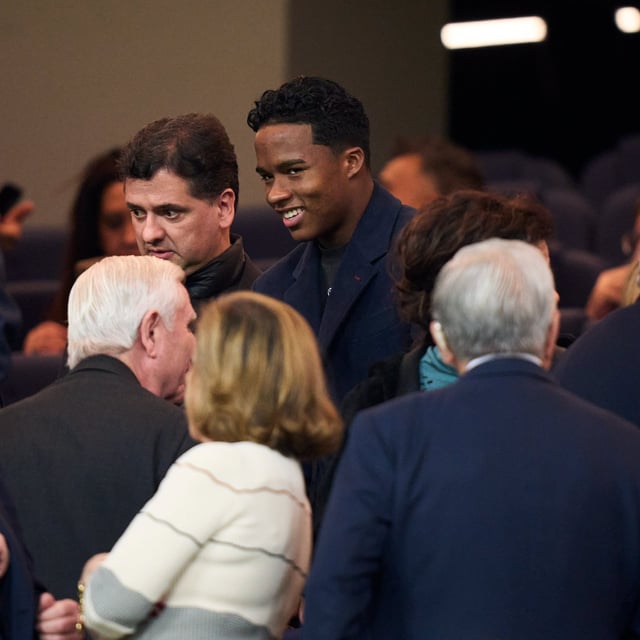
[[280, 208, 305, 228]]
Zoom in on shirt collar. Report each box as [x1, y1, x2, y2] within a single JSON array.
[[464, 352, 542, 373]]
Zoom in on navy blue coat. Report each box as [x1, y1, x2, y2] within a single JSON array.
[[553, 300, 640, 427], [304, 358, 640, 640], [252, 183, 414, 403]]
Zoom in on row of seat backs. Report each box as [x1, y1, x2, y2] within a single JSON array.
[[580, 134, 640, 207], [475, 136, 640, 210], [485, 179, 640, 265]]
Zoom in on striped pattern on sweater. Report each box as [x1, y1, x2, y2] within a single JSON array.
[[84, 441, 310, 639]]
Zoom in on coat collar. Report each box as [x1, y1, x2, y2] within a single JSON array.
[[284, 183, 407, 346], [70, 354, 141, 386], [461, 356, 553, 385]]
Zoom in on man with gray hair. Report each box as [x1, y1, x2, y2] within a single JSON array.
[[0, 255, 195, 602], [303, 238, 640, 640]]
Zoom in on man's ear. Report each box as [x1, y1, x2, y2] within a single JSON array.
[[139, 310, 162, 357], [217, 188, 235, 230], [430, 320, 456, 366], [343, 147, 366, 179], [541, 308, 561, 370]]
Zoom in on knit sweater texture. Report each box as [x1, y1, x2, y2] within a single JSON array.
[[84, 441, 310, 639]]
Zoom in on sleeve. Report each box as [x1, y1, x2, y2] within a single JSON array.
[[83, 447, 237, 639], [302, 411, 394, 639]]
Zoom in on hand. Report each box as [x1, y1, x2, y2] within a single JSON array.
[[37, 592, 83, 640], [0, 533, 10, 578], [23, 322, 68, 355], [0, 200, 34, 251]]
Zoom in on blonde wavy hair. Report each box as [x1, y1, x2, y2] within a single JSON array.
[[185, 291, 342, 459]]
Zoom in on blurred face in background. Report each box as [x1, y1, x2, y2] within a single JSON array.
[[99, 181, 139, 256], [379, 153, 439, 209]]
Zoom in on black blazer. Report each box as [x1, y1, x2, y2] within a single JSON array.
[[0, 355, 195, 599]]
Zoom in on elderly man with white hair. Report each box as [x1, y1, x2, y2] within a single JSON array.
[[0, 255, 195, 605], [303, 238, 640, 640]]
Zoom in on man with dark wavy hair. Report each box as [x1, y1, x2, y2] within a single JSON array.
[[247, 77, 414, 403], [121, 113, 260, 311]]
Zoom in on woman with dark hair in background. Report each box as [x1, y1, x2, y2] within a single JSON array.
[[23, 148, 138, 355]]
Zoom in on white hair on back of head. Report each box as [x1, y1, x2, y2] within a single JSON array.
[[431, 238, 556, 361], [67, 255, 185, 369]]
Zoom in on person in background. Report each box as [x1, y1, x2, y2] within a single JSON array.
[[120, 113, 261, 312], [378, 134, 485, 209], [585, 197, 640, 321], [0, 194, 34, 378], [23, 148, 138, 355], [0, 199, 34, 252], [554, 208, 640, 427], [304, 239, 640, 640], [0, 256, 195, 601], [247, 76, 414, 404], [81, 291, 342, 640], [0, 252, 21, 383]]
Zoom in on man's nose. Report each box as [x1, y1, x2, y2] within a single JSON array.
[[138, 214, 165, 244], [266, 176, 292, 207]]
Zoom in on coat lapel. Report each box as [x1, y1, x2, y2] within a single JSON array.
[[282, 242, 324, 334], [317, 184, 402, 350]]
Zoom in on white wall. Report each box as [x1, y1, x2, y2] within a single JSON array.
[[0, 1, 288, 226]]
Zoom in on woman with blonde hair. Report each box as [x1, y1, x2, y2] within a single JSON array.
[[80, 291, 342, 640]]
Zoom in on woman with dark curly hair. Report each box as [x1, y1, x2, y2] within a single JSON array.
[[308, 189, 554, 536], [347, 188, 554, 412]]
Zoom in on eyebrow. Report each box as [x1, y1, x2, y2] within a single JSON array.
[[126, 202, 190, 214], [256, 159, 306, 174]]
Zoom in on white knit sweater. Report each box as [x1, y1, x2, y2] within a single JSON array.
[[83, 441, 311, 639]]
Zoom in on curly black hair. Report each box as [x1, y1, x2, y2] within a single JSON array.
[[247, 76, 371, 167]]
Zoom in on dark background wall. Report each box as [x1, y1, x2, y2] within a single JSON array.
[[448, 0, 640, 177]]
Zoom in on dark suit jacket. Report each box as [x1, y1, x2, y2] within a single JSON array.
[[0, 355, 195, 600], [252, 183, 414, 403], [304, 358, 640, 640], [553, 300, 640, 427]]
